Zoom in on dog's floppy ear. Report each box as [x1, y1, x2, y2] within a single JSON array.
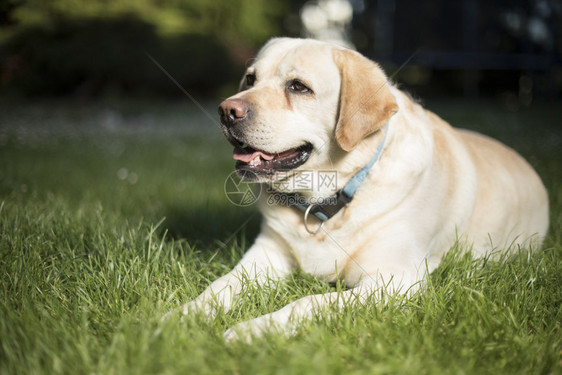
[[333, 49, 398, 151]]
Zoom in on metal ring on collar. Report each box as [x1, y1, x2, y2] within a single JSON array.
[[303, 204, 325, 235]]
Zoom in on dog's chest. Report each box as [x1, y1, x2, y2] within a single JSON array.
[[261, 196, 380, 283], [293, 237, 350, 282], [270, 218, 353, 282]]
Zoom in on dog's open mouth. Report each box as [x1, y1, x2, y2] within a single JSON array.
[[232, 142, 313, 179]]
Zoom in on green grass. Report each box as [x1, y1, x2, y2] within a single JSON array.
[[1, 98, 561, 374]]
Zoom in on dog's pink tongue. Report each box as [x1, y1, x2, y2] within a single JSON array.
[[233, 146, 275, 163]]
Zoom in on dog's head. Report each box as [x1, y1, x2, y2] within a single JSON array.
[[218, 38, 398, 191]]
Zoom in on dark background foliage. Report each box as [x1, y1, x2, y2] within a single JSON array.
[[0, 0, 561, 101]]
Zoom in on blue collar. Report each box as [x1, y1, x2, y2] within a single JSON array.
[[295, 125, 389, 234]]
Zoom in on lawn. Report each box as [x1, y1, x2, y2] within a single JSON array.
[[1, 97, 561, 374]]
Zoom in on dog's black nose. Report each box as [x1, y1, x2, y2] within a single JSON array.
[[218, 99, 250, 126]]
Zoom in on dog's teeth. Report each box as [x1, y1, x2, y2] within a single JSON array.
[[249, 155, 261, 166]]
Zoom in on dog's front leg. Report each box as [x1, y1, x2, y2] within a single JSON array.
[[222, 287, 362, 342], [165, 232, 294, 320], [223, 276, 417, 342]]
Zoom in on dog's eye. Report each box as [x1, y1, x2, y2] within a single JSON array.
[[288, 80, 312, 94], [245, 74, 256, 87]]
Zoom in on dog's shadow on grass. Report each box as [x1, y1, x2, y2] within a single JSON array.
[[161, 205, 262, 249]]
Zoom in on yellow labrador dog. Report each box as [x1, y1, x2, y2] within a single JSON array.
[[174, 38, 549, 341]]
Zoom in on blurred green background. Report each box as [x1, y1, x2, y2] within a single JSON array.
[[0, 0, 292, 98], [1, 0, 561, 102]]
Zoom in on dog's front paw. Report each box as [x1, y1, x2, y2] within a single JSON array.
[[161, 307, 180, 322], [224, 319, 270, 344], [224, 312, 296, 343], [161, 299, 218, 322], [223, 327, 242, 342]]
